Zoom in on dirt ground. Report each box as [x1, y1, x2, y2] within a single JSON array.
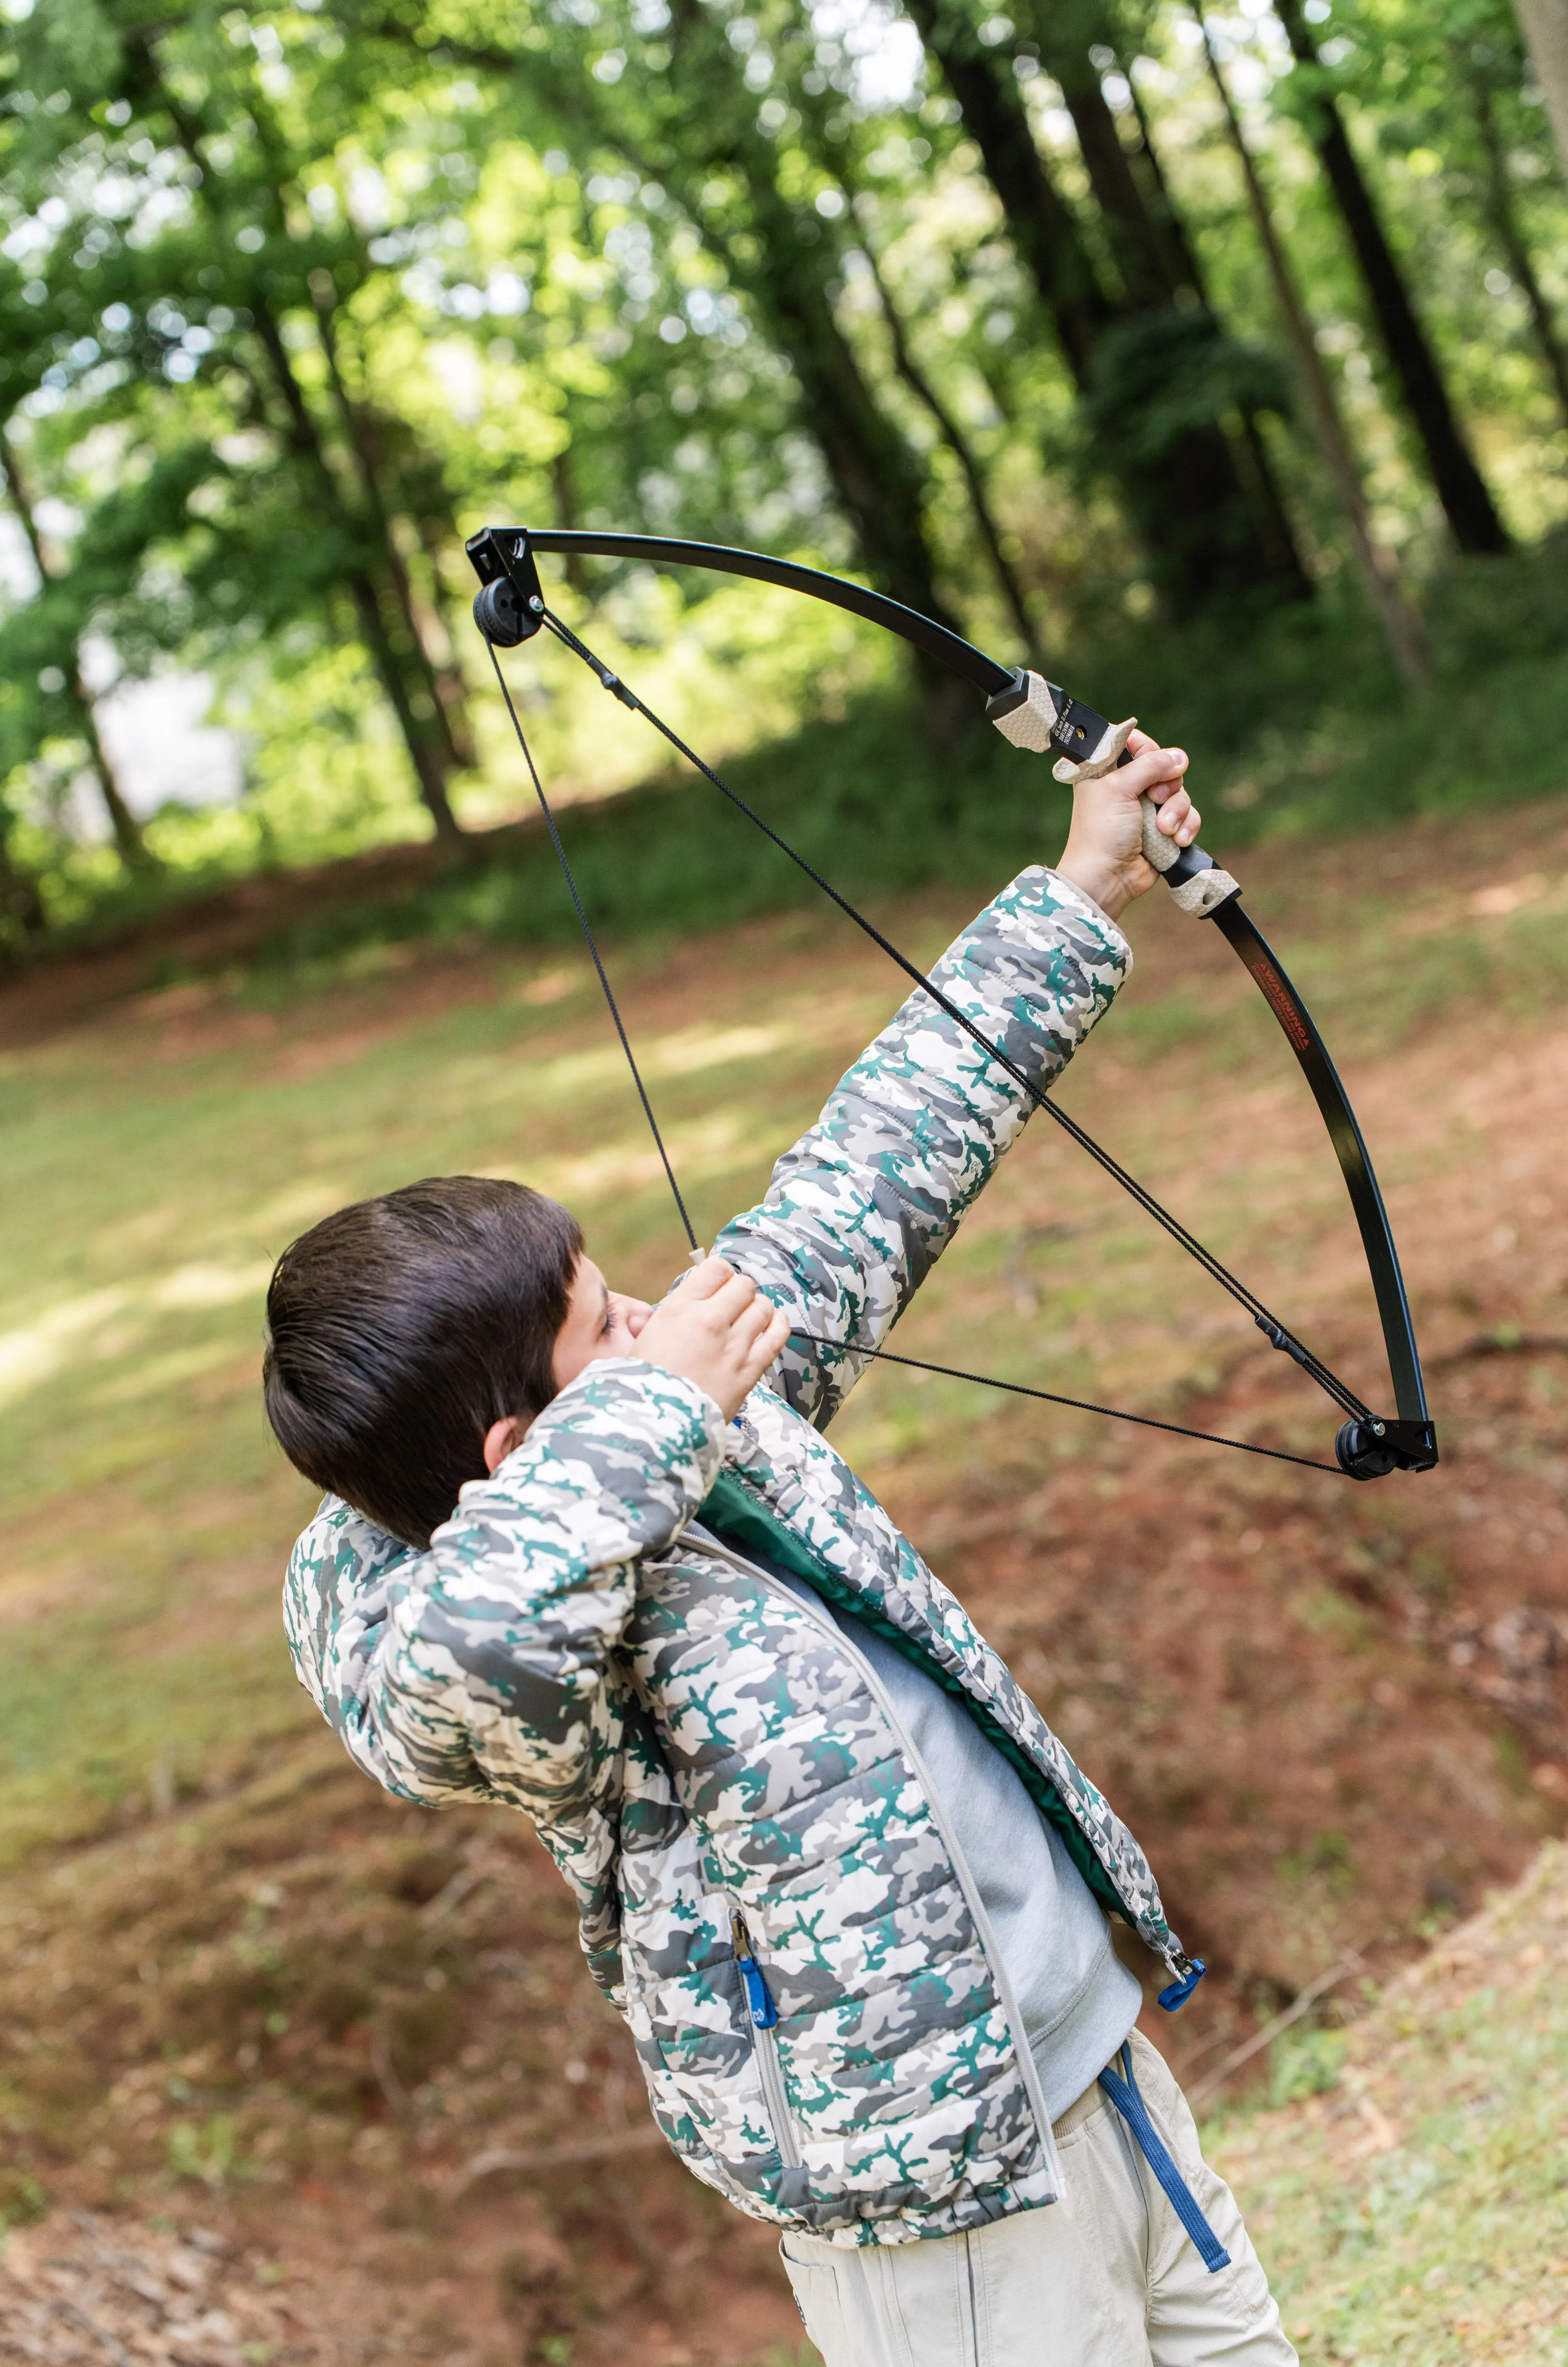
[[2, 794, 1567, 2365]]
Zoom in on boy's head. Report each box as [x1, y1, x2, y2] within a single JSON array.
[[263, 1176, 584, 1551]]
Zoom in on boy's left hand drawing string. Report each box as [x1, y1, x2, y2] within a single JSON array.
[[469, 526, 1437, 1488]]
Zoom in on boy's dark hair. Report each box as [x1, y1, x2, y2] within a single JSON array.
[[263, 1176, 583, 1552]]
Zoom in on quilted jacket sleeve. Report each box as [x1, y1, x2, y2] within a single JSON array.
[[282, 1361, 725, 1814], [713, 866, 1131, 1427]]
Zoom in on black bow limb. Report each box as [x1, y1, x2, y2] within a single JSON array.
[[465, 524, 1437, 1485]]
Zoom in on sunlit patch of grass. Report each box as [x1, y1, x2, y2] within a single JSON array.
[[1214, 1844, 1568, 2366], [6, 820, 1555, 1854], [3, 802, 1568, 2356]]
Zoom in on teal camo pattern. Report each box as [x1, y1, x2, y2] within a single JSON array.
[[283, 866, 1194, 2247]]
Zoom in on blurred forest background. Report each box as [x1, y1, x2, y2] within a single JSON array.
[[5, 0, 1568, 952]]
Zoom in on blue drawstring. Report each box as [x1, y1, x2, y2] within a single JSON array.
[[1097, 2044, 1232, 2274]]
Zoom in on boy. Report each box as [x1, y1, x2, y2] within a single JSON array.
[[268, 740, 1295, 2365]]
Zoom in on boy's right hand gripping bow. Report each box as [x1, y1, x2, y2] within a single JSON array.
[[986, 671, 1242, 918], [984, 667, 1436, 1484]]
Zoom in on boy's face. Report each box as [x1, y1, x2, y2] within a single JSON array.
[[482, 1254, 653, 1477], [549, 1255, 653, 1395]]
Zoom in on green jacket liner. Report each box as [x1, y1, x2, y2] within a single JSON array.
[[283, 866, 1197, 2248]]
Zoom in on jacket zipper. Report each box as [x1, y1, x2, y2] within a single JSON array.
[[691, 1524, 1062, 2195], [730, 1908, 803, 2170]]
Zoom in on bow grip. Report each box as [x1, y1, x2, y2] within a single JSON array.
[[986, 670, 1240, 919]]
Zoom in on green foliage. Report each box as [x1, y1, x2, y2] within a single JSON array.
[[1085, 309, 1296, 468], [0, 0, 1564, 943], [118, 538, 1565, 984], [1213, 1847, 1568, 2365], [1268, 2025, 1351, 2105], [167, 2114, 242, 2188], [0, 2173, 48, 2232]]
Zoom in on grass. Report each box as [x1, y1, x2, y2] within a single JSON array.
[[1215, 1842, 1568, 2364], [2, 789, 1567, 2359], [204, 591, 1568, 977], [18, 530, 1568, 975], [3, 799, 1567, 1864], [0, 916, 914, 1861]]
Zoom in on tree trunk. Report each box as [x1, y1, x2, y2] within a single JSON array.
[[1090, 35, 1311, 600], [550, 450, 590, 594], [731, 208, 942, 615], [1467, 66, 1568, 431], [899, 0, 1109, 389], [0, 811, 46, 944], [414, 509, 488, 747], [1109, 56, 1310, 598], [1204, 32, 1428, 687], [648, 12, 974, 739], [904, 0, 1308, 608], [1123, 62, 1211, 302], [734, 175, 973, 734], [1514, 0, 1568, 178], [74, 677, 152, 867], [1, 439, 154, 868], [248, 306, 466, 841], [127, 39, 467, 842], [1018, 0, 1171, 309], [851, 199, 1042, 662], [311, 293, 478, 771], [1275, 0, 1510, 555]]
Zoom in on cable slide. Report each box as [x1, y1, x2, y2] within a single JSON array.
[[466, 525, 1438, 1486]]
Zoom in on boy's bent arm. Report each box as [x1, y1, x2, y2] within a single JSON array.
[[283, 1362, 725, 1818], [714, 867, 1130, 1428]]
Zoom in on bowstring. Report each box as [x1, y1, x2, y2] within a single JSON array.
[[487, 642, 699, 1254], [536, 605, 1370, 1428], [482, 622, 1358, 1475]]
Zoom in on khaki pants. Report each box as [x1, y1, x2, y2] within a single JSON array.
[[780, 2031, 1297, 2367]]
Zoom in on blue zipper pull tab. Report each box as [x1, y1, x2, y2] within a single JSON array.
[[1158, 1956, 1207, 2011], [731, 1911, 779, 2030]]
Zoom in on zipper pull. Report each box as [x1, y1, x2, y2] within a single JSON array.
[[730, 1911, 779, 2030]]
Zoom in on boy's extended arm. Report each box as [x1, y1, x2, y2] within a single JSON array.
[[283, 1363, 725, 1817], [713, 866, 1131, 1427]]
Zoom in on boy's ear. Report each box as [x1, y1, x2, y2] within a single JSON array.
[[483, 1414, 528, 1474]]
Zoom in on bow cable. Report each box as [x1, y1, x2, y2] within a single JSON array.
[[483, 628, 1360, 1472], [536, 606, 1370, 1426], [790, 1344, 1344, 1473]]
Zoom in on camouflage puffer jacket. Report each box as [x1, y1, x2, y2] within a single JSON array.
[[283, 866, 1197, 2249]]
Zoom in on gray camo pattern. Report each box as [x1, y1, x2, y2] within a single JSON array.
[[283, 866, 1190, 2247]]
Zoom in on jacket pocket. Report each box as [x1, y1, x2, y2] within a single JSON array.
[[731, 1911, 802, 2172]]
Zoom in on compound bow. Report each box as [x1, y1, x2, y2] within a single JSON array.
[[466, 523, 1437, 1485]]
